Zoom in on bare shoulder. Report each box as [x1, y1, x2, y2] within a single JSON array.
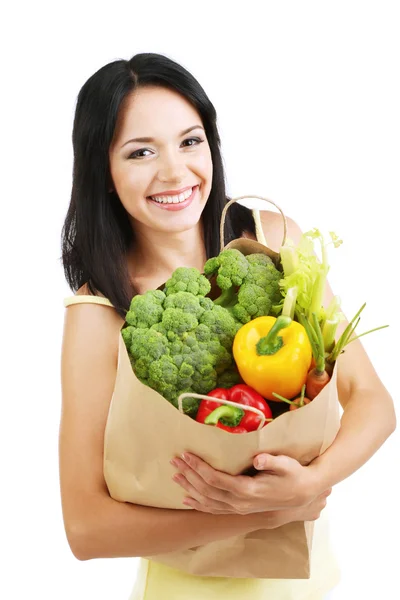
[[259, 210, 302, 252], [63, 283, 124, 370]]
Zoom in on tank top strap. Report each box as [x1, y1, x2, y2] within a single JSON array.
[[64, 295, 114, 308]]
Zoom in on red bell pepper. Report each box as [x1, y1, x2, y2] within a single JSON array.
[[196, 385, 273, 433]]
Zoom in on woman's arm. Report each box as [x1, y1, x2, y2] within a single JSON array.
[[70, 485, 330, 561], [60, 300, 325, 561]]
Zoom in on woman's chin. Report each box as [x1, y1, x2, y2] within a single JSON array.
[[157, 216, 202, 235], [153, 205, 205, 234]]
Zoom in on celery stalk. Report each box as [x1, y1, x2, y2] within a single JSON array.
[[280, 245, 299, 277], [311, 312, 326, 373], [281, 286, 298, 319], [322, 318, 339, 353], [325, 295, 342, 321], [296, 310, 325, 372], [326, 303, 366, 364], [307, 233, 329, 322]]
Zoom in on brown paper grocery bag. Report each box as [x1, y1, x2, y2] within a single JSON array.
[[103, 196, 341, 579]]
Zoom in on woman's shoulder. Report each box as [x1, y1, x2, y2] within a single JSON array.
[[65, 283, 115, 309], [63, 284, 124, 367], [248, 209, 302, 253], [65, 283, 124, 328]]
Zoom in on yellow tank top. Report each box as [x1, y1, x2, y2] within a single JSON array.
[[64, 294, 341, 599]]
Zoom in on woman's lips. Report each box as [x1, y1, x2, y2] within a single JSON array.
[[148, 185, 199, 211]]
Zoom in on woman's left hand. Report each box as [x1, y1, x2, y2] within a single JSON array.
[[171, 452, 322, 514]]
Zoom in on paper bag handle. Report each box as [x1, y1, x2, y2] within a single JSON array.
[[177, 392, 270, 431], [220, 195, 288, 253]]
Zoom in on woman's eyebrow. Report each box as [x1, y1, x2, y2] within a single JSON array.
[[121, 125, 205, 148]]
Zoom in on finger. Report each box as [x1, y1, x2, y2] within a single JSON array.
[[180, 453, 244, 495], [183, 496, 235, 514], [174, 461, 232, 503], [253, 453, 293, 472], [172, 473, 224, 506]]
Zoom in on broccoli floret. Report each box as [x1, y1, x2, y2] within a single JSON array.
[[203, 340, 233, 373], [245, 255, 282, 304], [164, 291, 205, 319], [147, 355, 179, 402], [121, 325, 135, 348], [204, 248, 249, 291], [211, 252, 283, 323], [232, 283, 273, 323], [216, 368, 242, 389], [129, 328, 169, 360], [198, 296, 214, 311], [133, 356, 153, 381], [199, 305, 241, 349], [245, 253, 274, 267], [126, 290, 165, 328], [164, 266, 211, 297], [162, 308, 199, 336]]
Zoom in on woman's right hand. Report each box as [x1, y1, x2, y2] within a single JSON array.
[[261, 487, 332, 529]]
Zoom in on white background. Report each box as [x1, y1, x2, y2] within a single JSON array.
[[1, 1, 399, 598]]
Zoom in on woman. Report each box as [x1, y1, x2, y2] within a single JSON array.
[[60, 52, 396, 599]]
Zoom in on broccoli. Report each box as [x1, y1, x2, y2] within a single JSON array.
[[205, 249, 282, 323], [122, 257, 281, 415], [164, 266, 211, 297], [204, 249, 249, 291], [125, 289, 165, 328], [122, 269, 241, 417]]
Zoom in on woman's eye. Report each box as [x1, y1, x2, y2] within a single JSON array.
[[182, 137, 204, 147], [128, 137, 204, 159], [129, 148, 152, 159]]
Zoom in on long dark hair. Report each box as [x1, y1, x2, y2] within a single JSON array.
[[61, 52, 255, 318]]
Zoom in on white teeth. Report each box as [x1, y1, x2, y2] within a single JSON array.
[[150, 187, 194, 204]]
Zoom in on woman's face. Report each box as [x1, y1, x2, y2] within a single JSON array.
[[109, 86, 213, 236]]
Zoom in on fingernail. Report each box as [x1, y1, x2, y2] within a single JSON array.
[[181, 453, 191, 464], [170, 459, 179, 467]]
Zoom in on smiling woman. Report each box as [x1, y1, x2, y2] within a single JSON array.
[[61, 53, 256, 316], [59, 52, 395, 600]]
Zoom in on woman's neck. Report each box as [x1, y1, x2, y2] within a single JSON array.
[[128, 222, 207, 290]]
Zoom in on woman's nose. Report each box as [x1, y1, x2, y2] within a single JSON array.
[[157, 153, 187, 183], [157, 166, 186, 183]]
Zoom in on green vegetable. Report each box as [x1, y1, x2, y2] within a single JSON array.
[[122, 269, 242, 417], [274, 229, 343, 324], [205, 249, 282, 323], [325, 302, 389, 365], [277, 230, 389, 360], [164, 266, 211, 297]]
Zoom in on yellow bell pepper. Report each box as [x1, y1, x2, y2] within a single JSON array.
[[232, 315, 312, 401]]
